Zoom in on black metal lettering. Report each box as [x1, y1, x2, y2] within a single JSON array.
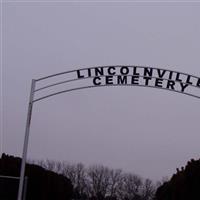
[[131, 76, 139, 85], [197, 78, 200, 87], [157, 69, 166, 78], [175, 73, 182, 82], [77, 70, 84, 79], [120, 67, 129, 75], [133, 67, 139, 76], [88, 68, 92, 77], [168, 71, 173, 80], [95, 67, 104, 76], [180, 83, 189, 92], [167, 80, 175, 90], [144, 67, 153, 77], [106, 76, 114, 85], [155, 78, 163, 88], [117, 76, 127, 84], [93, 77, 101, 85], [186, 75, 193, 85], [107, 67, 116, 75], [143, 77, 152, 86]]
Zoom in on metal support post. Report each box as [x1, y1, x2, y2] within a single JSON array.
[[22, 177, 28, 200], [17, 79, 36, 200]]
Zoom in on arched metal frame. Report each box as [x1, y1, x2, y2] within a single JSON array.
[[17, 66, 200, 200]]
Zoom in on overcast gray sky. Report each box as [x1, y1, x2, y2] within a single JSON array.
[[1, 1, 200, 181]]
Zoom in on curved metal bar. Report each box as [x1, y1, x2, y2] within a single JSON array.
[[35, 65, 200, 82], [35, 74, 200, 92], [35, 77, 78, 92], [33, 84, 200, 103]]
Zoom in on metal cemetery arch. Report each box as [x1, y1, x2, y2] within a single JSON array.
[[18, 66, 200, 200]]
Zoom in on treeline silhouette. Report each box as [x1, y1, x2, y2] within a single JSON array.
[[32, 159, 157, 200], [0, 154, 73, 200], [2, 153, 200, 200], [0, 153, 156, 200], [155, 158, 200, 200]]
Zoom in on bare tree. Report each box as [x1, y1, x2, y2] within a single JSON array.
[[141, 179, 156, 200], [60, 162, 89, 199], [87, 165, 111, 199], [108, 169, 123, 198], [118, 173, 143, 200]]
